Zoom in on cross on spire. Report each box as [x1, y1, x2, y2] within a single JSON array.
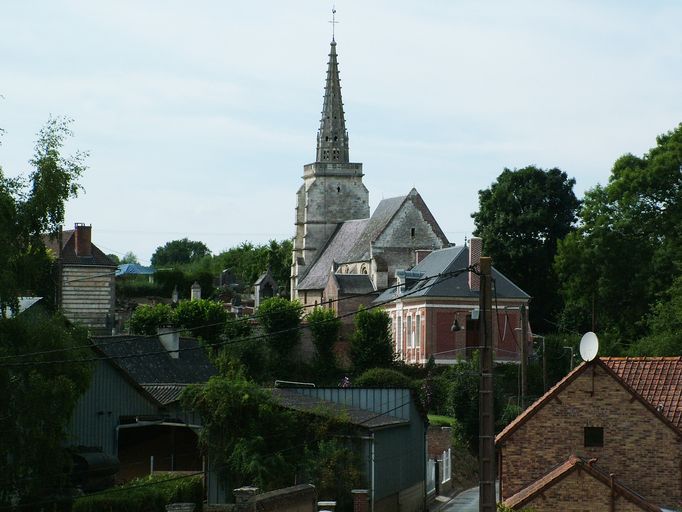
[[329, 7, 339, 41]]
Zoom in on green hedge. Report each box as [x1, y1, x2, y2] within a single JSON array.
[[73, 474, 203, 512]]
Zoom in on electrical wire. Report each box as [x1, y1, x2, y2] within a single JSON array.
[[0, 267, 473, 362], [0, 268, 472, 368]]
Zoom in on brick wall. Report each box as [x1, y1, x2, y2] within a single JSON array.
[[427, 426, 452, 458], [236, 484, 316, 512], [499, 363, 682, 507], [517, 468, 650, 512]]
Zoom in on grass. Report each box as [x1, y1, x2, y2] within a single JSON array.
[[428, 414, 458, 427]]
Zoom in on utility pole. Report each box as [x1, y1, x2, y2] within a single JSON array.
[[520, 304, 528, 408], [479, 257, 495, 512]]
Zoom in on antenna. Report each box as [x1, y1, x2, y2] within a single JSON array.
[[579, 331, 599, 362]]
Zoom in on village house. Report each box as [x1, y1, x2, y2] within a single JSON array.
[[496, 356, 682, 511], [375, 237, 530, 364], [68, 332, 216, 485], [44, 223, 117, 333]]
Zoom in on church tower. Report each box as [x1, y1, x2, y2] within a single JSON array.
[[291, 38, 370, 299]]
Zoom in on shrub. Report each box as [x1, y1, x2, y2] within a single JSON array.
[[355, 368, 414, 388], [175, 299, 228, 346], [350, 308, 394, 374], [129, 303, 176, 335], [257, 297, 303, 361], [307, 307, 340, 370], [73, 474, 203, 512]]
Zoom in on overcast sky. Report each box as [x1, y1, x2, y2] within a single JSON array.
[[2, 1, 681, 264]]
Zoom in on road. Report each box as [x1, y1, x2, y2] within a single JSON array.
[[440, 483, 499, 512]]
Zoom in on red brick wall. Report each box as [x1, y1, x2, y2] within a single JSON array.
[[516, 468, 650, 512], [427, 426, 452, 458], [499, 364, 682, 507]]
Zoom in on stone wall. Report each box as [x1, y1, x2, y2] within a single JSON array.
[[499, 363, 682, 508], [234, 484, 316, 512]]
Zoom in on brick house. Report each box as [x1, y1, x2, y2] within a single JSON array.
[[496, 357, 682, 510], [375, 237, 530, 364]]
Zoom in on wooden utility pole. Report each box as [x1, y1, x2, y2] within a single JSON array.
[[520, 304, 528, 408], [479, 257, 495, 512]]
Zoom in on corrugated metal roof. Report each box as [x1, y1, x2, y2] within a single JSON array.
[[270, 388, 408, 429]]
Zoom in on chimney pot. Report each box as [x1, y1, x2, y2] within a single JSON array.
[[74, 223, 92, 257]]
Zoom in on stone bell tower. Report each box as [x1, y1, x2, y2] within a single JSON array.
[[291, 38, 369, 299]]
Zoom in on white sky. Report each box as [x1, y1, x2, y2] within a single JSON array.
[[1, 1, 681, 264]]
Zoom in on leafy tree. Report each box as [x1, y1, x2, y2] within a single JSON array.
[[472, 166, 579, 331], [151, 238, 211, 267], [120, 251, 139, 264], [182, 371, 300, 492], [0, 116, 86, 313], [350, 308, 395, 374], [214, 239, 293, 293], [555, 124, 682, 345], [128, 303, 176, 335], [174, 299, 228, 347], [219, 316, 270, 382], [257, 297, 303, 363], [0, 313, 92, 508], [302, 439, 362, 510], [307, 307, 340, 371], [628, 275, 682, 356]]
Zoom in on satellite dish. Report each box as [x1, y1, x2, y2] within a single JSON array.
[[579, 332, 599, 362]]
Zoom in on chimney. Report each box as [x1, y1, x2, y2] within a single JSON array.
[[190, 281, 202, 301], [415, 249, 432, 264], [468, 237, 482, 291], [74, 223, 92, 257], [233, 486, 259, 511], [158, 326, 180, 359]]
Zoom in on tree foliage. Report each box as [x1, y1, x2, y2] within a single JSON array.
[[151, 238, 211, 267], [0, 116, 86, 313], [307, 307, 340, 371], [555, 124, 682, 347], [257, 297, 303, 362], [350, 308, 395, 374], [472, 166, 579, 331], [214, 239, 292, 293], [354, 367, 414, 388], [0, 313, 92, 507]]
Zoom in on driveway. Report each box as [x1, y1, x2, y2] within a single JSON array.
[[440, 483, 499, 512]]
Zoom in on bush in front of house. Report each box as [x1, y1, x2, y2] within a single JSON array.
[[73, 473, 203, 512], [354, 367, 415, 389]]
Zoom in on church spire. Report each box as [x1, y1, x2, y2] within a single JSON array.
[[316, 39, 349, 163]]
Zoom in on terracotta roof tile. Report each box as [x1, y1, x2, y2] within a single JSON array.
[[602, 357, 682, 430], [504, 455, 662, 511]]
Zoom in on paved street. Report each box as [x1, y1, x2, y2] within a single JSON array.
[[439, 483, 499, 512]]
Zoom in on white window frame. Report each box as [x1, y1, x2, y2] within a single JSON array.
[[416, 314, 421, 348], [407, 315, 413, 348], [396, 315, 402, 353]]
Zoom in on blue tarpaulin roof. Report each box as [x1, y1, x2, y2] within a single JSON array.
[[116, 263, 155, 276]]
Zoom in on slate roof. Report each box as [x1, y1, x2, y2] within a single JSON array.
[[344, 195, 406, 262], [503, 455, 661, 511], [602, 357, 682, 429], [496, 358, 682, 445], [44, 230, 117, 267], [298, 219, 369, 290], [333, 274, 375, 295], [270, 388, 408, 429], [92, 336, 217, 395], [374, 245, 529, 303]]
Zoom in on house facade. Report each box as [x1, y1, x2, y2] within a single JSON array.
[[45, 223, 117, 333], [496, 357, 682, 510], [375, 237, 530, 364]]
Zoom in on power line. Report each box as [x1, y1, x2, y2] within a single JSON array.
[[0, 268, 472, 367]]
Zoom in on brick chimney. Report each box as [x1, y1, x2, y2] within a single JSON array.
[[468, 237, 482, 291], [74, 223, 92, 257]]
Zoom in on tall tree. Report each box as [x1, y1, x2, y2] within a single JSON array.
[[151, 238, 211, 267], [472, 166, 580, 331], [350, 308, 394, 374], [0, 117, 92, 507], [555, 123, 682, 347]]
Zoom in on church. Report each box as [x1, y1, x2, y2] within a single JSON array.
[[290, 37, 449, 309]]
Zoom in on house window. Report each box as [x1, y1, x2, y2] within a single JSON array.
[[407, 315, 413, 348], [584, 427, 604, 447], [416, 314, 421, 348]]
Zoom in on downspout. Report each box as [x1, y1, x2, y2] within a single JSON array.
[[609, 473, 615, 512], [371, 433, 375, 512]]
